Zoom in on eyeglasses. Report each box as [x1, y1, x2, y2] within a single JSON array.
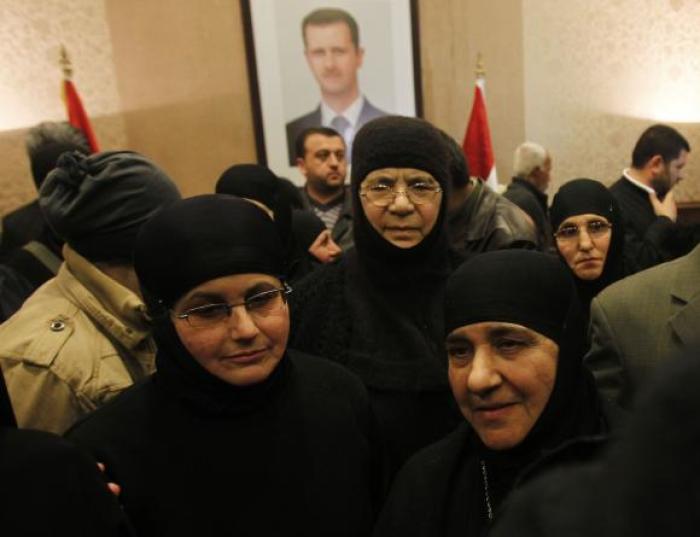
[[174, 283, 292, 328], [360, 181, 442, 207], [554, 220, 612, 241]]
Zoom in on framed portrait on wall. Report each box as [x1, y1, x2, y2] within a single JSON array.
[[241, 0, 422, 184]]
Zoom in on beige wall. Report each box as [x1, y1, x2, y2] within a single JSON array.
[[420, 0, 525, 184], [104, 0, 256, 198], [4, 0, 700, 217], [524, 0, 700, 199], [0, 0, 127, 215]]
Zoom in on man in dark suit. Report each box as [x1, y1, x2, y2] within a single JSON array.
[[286, 7, 387, 165], [609, 124, 699, 274], [585, 244, 700, 408]]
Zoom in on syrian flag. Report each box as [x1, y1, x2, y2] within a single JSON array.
[[62, 78, 99, 153], [462, 77, 498, 191]]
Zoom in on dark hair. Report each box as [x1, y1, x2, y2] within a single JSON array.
[[631, 124, 690, 168], [294, 127, 344, 159], [439, 130, 470, 188], [26, 121, 90, 189], [302, 8, 359, 48]]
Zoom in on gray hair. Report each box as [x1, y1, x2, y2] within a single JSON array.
[[513, 142, 548, 178]]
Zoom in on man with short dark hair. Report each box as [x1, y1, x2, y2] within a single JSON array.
[[610, 124, 698, 273], [296, 127, 353, 250], [0, 151, 181, 434], [443, 132, 537, 262], [285, 7, 386, 164], [0, 121, 90, 258]]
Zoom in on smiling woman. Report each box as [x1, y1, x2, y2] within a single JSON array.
[[65, 195, 377, 537], [374, 250, 619, 537]]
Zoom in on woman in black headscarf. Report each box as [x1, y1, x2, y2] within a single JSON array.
[[373, 250, 620, 537], [66, 195, 377, 537], [216, 163, 340, 282], [550, 178, 626, 324], [291, 116, 462, 483]]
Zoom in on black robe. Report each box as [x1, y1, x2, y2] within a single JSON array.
[[66, 350, 378, 537], [0, 368, 131, 536], [609, 177, 700, 273]]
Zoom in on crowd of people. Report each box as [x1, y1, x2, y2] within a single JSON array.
[[0, 111, 698, 536]]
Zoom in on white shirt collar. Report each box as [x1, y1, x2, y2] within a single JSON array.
[[320, 95, 364, 127], [623, 168, 655, 195]]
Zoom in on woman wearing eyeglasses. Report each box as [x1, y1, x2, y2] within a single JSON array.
[[66, 195, 377, 537], [550, 178, 626, 326], [291, 116, 462, 484]]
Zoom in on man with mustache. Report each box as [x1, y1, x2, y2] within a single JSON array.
[[285, 7, 386, 165]]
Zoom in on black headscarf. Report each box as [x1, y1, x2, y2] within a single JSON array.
[[351, 115, 451, 275], [216, 164, 297, 274], [40, 151, 181, 263], [444, 250, 602, 533], [291, 210, 326, 252], [550, 178, 626, 315], [134, 194, 289, 415]]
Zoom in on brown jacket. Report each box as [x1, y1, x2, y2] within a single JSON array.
[[0, 246, 155, 433]]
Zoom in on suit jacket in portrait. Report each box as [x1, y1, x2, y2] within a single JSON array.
[[285, 98, 387, 165], [585, 244, 700, 408]]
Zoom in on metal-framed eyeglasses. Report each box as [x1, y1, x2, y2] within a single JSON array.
[[554, 220, 612, 242], [360, 181, 442, 207], [173, 283, 292, 328]]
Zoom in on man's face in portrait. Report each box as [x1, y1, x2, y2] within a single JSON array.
[[304, 22, 364, 100]]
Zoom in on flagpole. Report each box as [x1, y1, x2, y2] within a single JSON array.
[[59, 45, 100, 152]]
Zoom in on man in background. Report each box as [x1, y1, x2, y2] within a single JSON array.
[[610, 124, 699, 273], [504, 141, 553, 251], [296, 127, 353, 251], [286, 7, 386, 165]]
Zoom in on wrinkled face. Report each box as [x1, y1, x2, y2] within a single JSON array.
[[304, 22, 364, 98], [360, 168, 443, 249], [308, 229, 342, 263], [651, 150, 688, 198], [297, 134, 347, 196], [555, 213, 612, 280], [446, 322, 558, 450], [172, 274, 289, 386]]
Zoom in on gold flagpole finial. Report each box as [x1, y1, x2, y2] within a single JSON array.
[[475, 52, 486, 78], [59, 44, 73, 79]]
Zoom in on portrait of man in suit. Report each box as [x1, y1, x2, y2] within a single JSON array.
[[285, 7, 387, 165]]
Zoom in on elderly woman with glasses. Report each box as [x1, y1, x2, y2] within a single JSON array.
[[66, 195, 377, 537], [550, 178, 626, 326], [291, 116, 462, 484]]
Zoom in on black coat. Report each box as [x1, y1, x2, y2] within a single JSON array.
[[374, 406, 617, 537], [66, 351, 378, 537], [503, 178, 552, 251], [290, 252, 462, 484], [609, 177, 700, 273]]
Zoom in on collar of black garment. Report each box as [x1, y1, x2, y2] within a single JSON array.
[[511, 177, 548, 206]]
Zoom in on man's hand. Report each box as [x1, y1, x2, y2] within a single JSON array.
[[649, 190, 677, 222], [97, 462, 122, 497]]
